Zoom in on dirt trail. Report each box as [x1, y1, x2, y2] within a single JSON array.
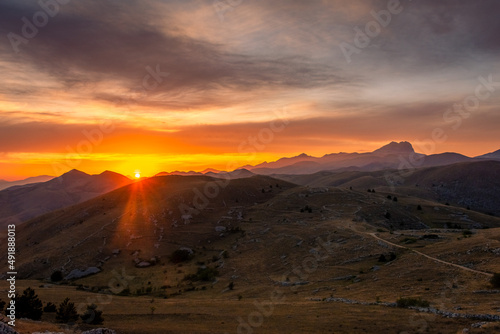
[[367, 232, 493, 277]]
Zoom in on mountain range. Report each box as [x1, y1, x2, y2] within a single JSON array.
[[0, 169, 131, 229], [0, 175, 55, 191], [2, 141, 499, 229]]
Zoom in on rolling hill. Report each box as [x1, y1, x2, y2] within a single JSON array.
[[0, 169, 131, 229], [275, 160, 500, 216], [1, 173, 500, 333]]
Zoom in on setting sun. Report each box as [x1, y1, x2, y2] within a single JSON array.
[[135, 172, 141, 178]]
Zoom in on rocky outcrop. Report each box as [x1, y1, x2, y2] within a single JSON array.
[[64, 267, 101, 280], [0, 322, 18, 334]]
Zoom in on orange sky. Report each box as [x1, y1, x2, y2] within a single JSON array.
[[1, 0, 499, 181]]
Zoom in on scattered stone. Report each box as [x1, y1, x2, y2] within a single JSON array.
[[112, 249, 121, 255], [471, 322, 488, 328], [136, 261, 152, 268], [81, 329, 116, 334], [331, 275, 356, 281], [215, 226, 226, 232], [278, 281, 309, 286]]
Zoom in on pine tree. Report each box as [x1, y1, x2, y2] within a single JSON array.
[[56, 298, 79, 323], [16, 288, 43, 320]]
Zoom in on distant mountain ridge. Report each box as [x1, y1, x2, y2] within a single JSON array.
[[0, 175, 55, 191], [0, 169, 131, 229], [239, 141, 499, 175]]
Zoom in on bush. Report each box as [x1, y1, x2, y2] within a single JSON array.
[[393, 197, 398, 202], [16, 288, 43, 320], [44, 302, 57, 312], [463, 230, 473, 238], [228, 282, 234, 290], [0, 299, 5, 313], [490, 273, 500, 288], [56, 298, 79, 323], [184, 267, 219, 282], [81, 304, 104, 325], [417, 205, 422, 211], [51, 270, 64, 282], [170, 249, 194, 264], [396, 297, 430, 308]]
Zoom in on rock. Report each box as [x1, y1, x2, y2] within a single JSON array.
[[0, 322, 18, 334], [112, 249, 121, 255], [81, 329, 117, 334], [215, 226, 226, 232], [64, 267, 101, 280], [471, 322, 488, 328], [371, 266, 380, 271], [136, 261, 152, 268], [179, 247, 194, 254]]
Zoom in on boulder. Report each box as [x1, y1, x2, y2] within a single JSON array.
[[0, 322, 18, 334]]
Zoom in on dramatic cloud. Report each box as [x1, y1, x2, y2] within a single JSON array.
[[0, 0, 499, 179]]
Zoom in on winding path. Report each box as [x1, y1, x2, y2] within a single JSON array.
[[367, 232, 493, 277]]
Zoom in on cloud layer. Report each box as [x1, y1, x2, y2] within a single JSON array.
[[1, 0, 499, 178]]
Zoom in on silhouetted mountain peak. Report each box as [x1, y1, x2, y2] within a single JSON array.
[[373, 141, 414, 155]]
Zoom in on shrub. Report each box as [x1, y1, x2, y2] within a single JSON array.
[[56, 298, 79, 323], [387, 195, 392, 199], [393, 197, 398, 202], [228, 282, 234, 290], [16, 288, 43, 320], [490, 273, 500, 288], [417, 205, 422, 211], [378, 254, 387, 262], [170, 249, 194, 264], [396, 297, 430, 308], [44, 302, 57, 312], [0, 299, 5, 312], [51, 270, 64, 282], [81, 304, 104, 325], [184, 267, 219, 282]]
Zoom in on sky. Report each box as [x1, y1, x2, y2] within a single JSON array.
[[1, 0, 500, 180]]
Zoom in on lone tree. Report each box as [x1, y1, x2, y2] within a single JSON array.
[[16, 287, 43, 320], [81, 304, 104, 325], [56, 298, 79, 323], [491, 273, 500, 288], [51, 270, 64, 282]]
